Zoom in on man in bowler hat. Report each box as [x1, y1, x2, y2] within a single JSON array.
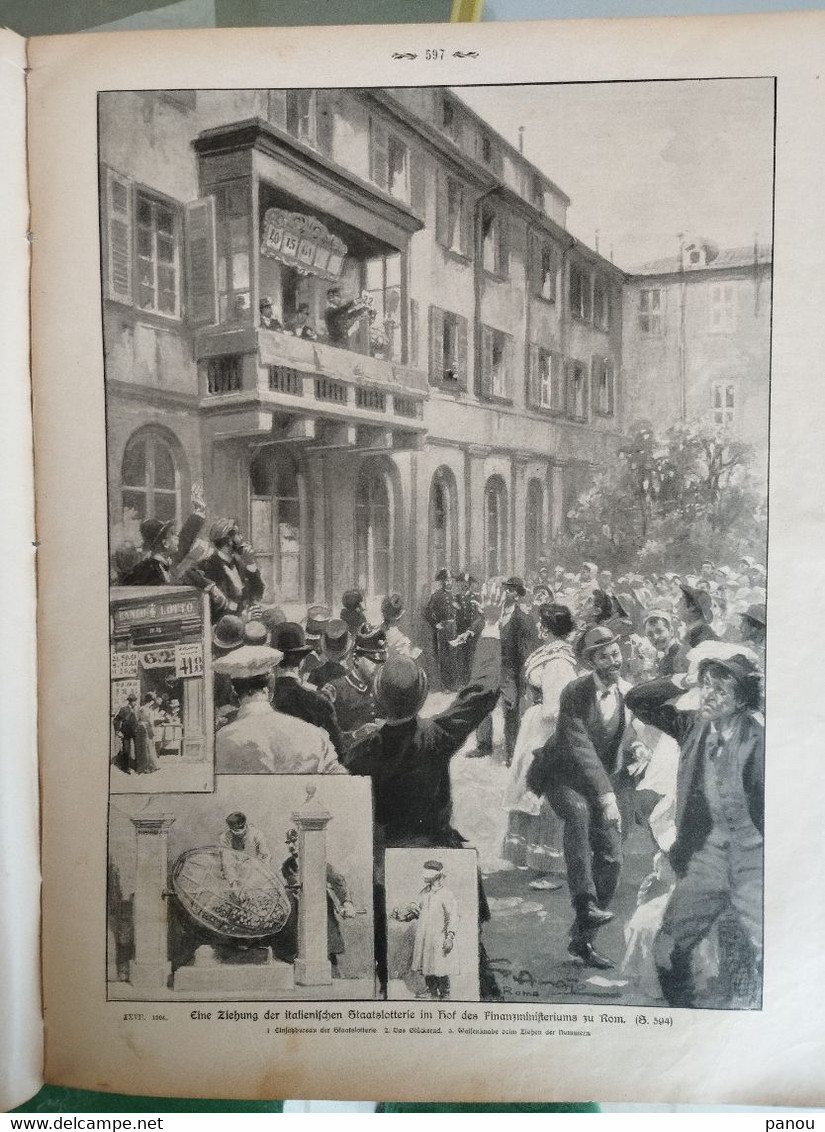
[[270, 622, 345, 755], [532, 624, 650, 969]]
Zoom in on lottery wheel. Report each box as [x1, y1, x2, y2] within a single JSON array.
[[171, 846, 292, 939]]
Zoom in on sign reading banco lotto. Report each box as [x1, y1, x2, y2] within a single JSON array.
[[109, 585, 214, 794], [260, 208, 347, 281]]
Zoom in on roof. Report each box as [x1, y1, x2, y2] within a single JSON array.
[[632, 243, 773, 276]]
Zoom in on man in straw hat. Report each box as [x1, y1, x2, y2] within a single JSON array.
[[531, 624, 650, 969], [213, 644, 345, 775], [270, 623, 345, 755], [345, 595, 504, 998], [627, 644, 764, 1007]]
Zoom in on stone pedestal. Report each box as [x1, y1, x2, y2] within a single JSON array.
[[292, 785, 332, 987], [129, 813, 175, 994]]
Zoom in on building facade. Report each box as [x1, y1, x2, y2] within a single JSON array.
[[622, 239, 772, 462], [101, 87, 625, 621]]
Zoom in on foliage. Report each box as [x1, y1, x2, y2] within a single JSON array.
[[557, 420, 767, 573]]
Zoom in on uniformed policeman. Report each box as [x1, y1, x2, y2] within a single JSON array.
[[452, 571, 484, 685], [321, 624, 388, 744], [423, 568, 460, 691]]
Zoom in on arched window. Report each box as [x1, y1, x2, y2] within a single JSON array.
[[429, 467, 458, 579], [484, 475, 509, 579], [525, 479, 544, 572], [249, 449, 304, 602], [121, 430, 182, 543], [356, 466, 394, 598]]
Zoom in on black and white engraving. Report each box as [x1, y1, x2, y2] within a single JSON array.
[[107, 777, 374, 999], [102, 80, 770, 1009]]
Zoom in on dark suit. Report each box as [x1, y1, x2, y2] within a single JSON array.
[[306, 659, 347, 689], [536, 673, 636, 929], [423, 587, 460, 690], [273, 673, 344, 755], [197, 549, 265, 617], [626, 677, 764, 1005], [112, 705, 138, 771], [121, 512, 206, 586], [346, 634, 501, 996], [477, 604, 537, 762]]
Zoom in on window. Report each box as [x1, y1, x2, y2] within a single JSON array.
[[711, 381, 736, 427], [429, 306, 468, 387], [592, 355, 615, 416], [529, 346, 564, 412], [481, 326, 513, 401], [135, 194, 181, 317], [484, 476, 509, 578], [569, 262, 592, 321], [441, 95, 461, 143], [639, 288, 663, 335], [121, 431, 182, 542], [530, 173, 543, 210], [250, 449, 304, 603], [710, 282, 736, 332], [387, 135, 410, 203], [567, 360, 588, 422], [436, 173, 471, 258], [356, 466, 394, 597], [593, 276, 610, 331], [531, 236, 556, 301], [481, 210, 508, 277], [364, 254, 402, 361], [286, 90, 316, 145], [214, 180, 251, 323]]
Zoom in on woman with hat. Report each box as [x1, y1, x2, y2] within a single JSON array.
[[502, 603, 578, 889]]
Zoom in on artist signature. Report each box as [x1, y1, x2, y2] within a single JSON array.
[[489, 957, 591, 997]]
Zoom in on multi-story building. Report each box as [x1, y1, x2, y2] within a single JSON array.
[[101, 87, 625, 620], [622, 239, 772, 462]]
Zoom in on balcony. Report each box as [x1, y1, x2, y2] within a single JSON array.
[[196, 327, 428, 449]]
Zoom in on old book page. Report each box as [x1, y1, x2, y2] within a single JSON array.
[[0, 28, 43, 1116], [29, 13, 825, 1104]]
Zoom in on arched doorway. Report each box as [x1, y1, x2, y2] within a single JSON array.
[[355, 464, 395, 600], [429, 466, 458, 579], [484, 475, 509, 579], [524, 479, 544, 573], [249, 448, 306, 603]]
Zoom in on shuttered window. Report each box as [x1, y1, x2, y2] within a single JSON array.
[[527, 345, 564, 412], [591, 355, 615, 416], [567, 359, 589, 421], [429, 306, 468, 388], [436, 172, 472, 258], [480, 326, 512, 401], [102, 165, 216, 327]]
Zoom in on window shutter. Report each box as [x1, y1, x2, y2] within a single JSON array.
[[316, 90, 335, 156], [369, 116, 389, 191], [499, 215, 510, 277], [428, 305, 444, 384], [565, 361, 576, 418], [103, 167, 134, 305], [456, 314, 468, 389], [527, 344, 539, 409], [268, 90, 287, 128], [552, 351, 564, 411], [607, 359, 616, 415], [591, 355, 600, 411], [184, 196, 218, 328], [479, 327, 493, 399], [409, 298, 419, 368], [504, 336, 513, 400], [410, 148, 426, 217], [435, 172, 449, 248], [462, 188, 474, 258]]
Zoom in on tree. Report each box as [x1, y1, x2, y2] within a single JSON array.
[[560, 420, 766, 573]]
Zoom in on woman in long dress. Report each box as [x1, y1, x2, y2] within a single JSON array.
[[134, 693, 160, 774], [501, 604, 578, 888]]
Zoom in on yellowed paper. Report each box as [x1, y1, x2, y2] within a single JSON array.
[[29, 14, 825, 1105], [0, 27, 43, 1114]]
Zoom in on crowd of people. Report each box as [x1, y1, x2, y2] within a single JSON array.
[[111, 488, 765, 1007]]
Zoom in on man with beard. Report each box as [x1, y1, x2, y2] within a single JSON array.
[[533, 625, 650, 968], [626, 647, 763, 1007]]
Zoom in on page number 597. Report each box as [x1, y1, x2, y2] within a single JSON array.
[[426, 49, 445, 60]]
